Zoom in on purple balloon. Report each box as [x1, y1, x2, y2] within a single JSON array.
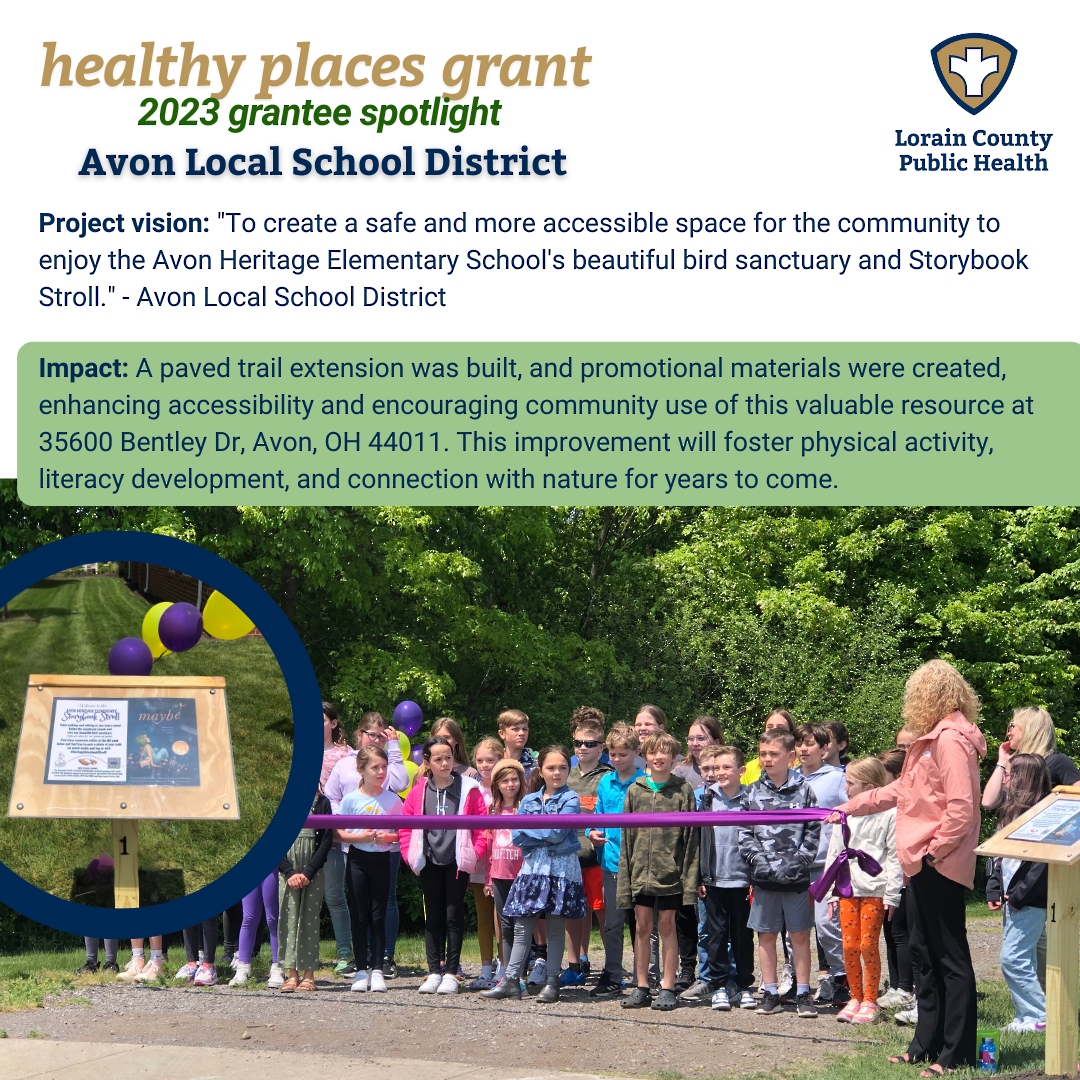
[[409, 745, 424, 766], [109, 636, 154, 676], [393, 700, 423, 737], [158, 602, 203, 653]]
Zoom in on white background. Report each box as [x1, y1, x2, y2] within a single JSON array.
[[4, 1, 1076, 477]]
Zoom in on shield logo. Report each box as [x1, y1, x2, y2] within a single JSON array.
[[931, 34, 1017, 114]]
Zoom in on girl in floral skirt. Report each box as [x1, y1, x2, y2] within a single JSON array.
[[482, 744, 586, 1003]]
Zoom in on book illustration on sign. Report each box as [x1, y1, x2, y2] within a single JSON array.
[[1007, 801, 1080, 847], [44, 697, 201, 786]]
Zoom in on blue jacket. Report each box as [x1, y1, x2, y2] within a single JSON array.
[[512, 786, 581, 856], [593, 769, 645, 873], [797, 764, 847, 867]]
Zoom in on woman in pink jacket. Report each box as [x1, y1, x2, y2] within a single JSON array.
[[399, 736, 488, 995], [829, 660, 986, 1076]]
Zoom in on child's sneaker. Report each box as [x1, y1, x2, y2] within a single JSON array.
[[851, 1001, 880, 1024], [680, 978, 713, 1002], [334, 956, 355, 977], [228, 961, 251, 986], [174, 961, 199, 981], [894, 1005, 918, 1025], [383, 957, 397, 979], [437, 973, 459, 994], [796, 991, 819, 1018], [351, 969, 369, 992], [369, 970, 387, 993], [739, 989, 757, 1009], [267, 964, 285, 988], [527, 957, 547, 986], [876, 987, 902, 1008], [1000, 1018, 1044, 1033], [102, 960, 121, 974], [757, 991, 783, 1014], [711, 987, 731, 1011], [418, 972, 442, 993], [836, 998, 861, 1023], [116, 957, 145, 982], [135, 959, 164, 982], [887, 989, 916, 1010], [193, 963, 217, 986], [590, 972, 623, 998], [814, 974, 835, 1004], [777, 962, 794, 999], [74, 960, 100, 976]]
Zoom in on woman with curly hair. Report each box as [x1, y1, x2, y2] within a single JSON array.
[[828, 659, 986, 1076]]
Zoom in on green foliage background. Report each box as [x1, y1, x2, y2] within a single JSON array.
[[3, 490, 1079, 944]]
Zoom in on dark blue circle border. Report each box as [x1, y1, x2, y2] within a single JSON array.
[[0, 532, 319, 938]]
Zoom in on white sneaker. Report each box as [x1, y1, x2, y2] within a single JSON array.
[[527, 958, 547, 986], [351, 970, 369, 992], [369, 969, 387, 993], [895, 1005, 919, 1025], [267, 963, 285, 989], [193, 963, 217, 986], [814, 974, 835, 1004], [418, 972, 443, 993], [494, 960, 505, 982], [228, 954, 239, 971], [228, 961, 251, 987], [777, 962, 794, 998], [1001, 1019, 1045, 1033], [739, 989, 757, 1009], [116, 957, 145, 982], [437, 973, 460, 994], [135, 958, 164, 982], [174, 961, 199, 981]]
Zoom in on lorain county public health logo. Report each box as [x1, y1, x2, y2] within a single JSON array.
[[931, 34, 1017, 114]]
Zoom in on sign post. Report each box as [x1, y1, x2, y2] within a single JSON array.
[[9, 674, 239, 909], [976, 786, 1080, 1076]]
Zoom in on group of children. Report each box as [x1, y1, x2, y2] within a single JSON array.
[[82, 698, 1060, 1038]]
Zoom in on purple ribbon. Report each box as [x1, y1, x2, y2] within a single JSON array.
[[807, 816, 882, 902], [305, 808, 838, 831]]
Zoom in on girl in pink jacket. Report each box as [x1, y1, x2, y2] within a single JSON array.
[[831, 660, 985, 1076], [399, 735, 488, 995]]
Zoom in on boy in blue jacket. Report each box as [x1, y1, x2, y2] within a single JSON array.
[[588, 723, 644, 998]]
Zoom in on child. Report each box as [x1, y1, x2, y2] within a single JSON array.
[[741, 710, 797, 786], [498, 708, 536, 775], [483, 745, 586, 1003], [674, 715, 724, 790], [694, 745, 756, 1010], [618, 731, 700, 1011], [796, 722, 849, 1004], [334, 745, 401, 993], [229, 875, 282, 988], [824, 721, 850, 768], [399, 735, 488, 994], [563, 706, 614, 986], [991, 753, 1050, 1033], [277, 788, 334, 992], [823, 757, 902, 1023], [486, 758, 526, 973], [589, 723, 644, 998], [468, 735, 504, 988], [431, 717, 481, 779], [739, 729, 821, 1018]]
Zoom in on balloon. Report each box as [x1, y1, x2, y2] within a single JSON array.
[[409, 745, 424, 766], [203, 591, 255, 640], [109, 636, 154, 676], [393, 700, 423, 737], [141, 602, 173, 659], [398, 732, 411, 760], [402, 759, 419, 795], [158, 602, 203, 653]]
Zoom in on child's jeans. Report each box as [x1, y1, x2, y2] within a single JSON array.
[[1000, 904, 1046, 1023], [838, 896, 885, 1002], [601, 869, 628, 980]]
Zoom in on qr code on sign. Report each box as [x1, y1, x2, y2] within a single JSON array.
[[108, 758, 121, 769]]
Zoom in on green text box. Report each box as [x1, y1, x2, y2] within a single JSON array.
[[17, 342, 1080, 506]]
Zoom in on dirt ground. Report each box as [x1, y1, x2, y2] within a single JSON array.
[[0, 917, 1008, 1077]]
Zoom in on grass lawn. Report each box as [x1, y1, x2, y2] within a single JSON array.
[[0, 574, 293, 903]]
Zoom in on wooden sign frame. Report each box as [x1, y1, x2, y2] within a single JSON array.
[[8, 675, 239, 821], [974, 789, 1080, 863]]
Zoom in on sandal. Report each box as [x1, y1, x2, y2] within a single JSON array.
[[919, 1066, 955, 1078], [888, 1054, 913, 1065], [297, 977, 317, 991], [280, 975, 299, 993]]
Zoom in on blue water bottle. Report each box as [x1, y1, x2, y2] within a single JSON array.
[[978, 1034, 998, 1073]]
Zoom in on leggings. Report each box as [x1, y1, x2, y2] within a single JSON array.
[[347, 848, 394, 972], [84, 937, 118, 963], [505, 913, 566, 983], [419, 861, 470, 975], [490, 876, 518, 967], [471, 883, 495, 966], [839, 896, 885, 1003], [222, 901, 243, 959], [884, 886, 915, 992], [238, 872, 280, 964], [183, 919, 218, 964]]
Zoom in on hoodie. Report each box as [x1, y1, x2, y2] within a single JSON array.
[[398, 774, 488, 875], [738, 768, 820, 891], [838, 712, 987, 888]]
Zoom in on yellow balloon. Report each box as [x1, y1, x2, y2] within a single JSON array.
[[402, 759, 419, 795], [141, 602, 173, 659], [203, 591, 255, 640], [398, 732, 411, 760]]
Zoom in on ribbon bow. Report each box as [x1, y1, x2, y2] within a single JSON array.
[[808, 814, 883, 903]]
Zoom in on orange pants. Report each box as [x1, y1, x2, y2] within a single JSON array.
[[838, 896, 884, 1003]]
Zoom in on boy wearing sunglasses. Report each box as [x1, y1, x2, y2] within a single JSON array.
[[562, 706, 615, 986]]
